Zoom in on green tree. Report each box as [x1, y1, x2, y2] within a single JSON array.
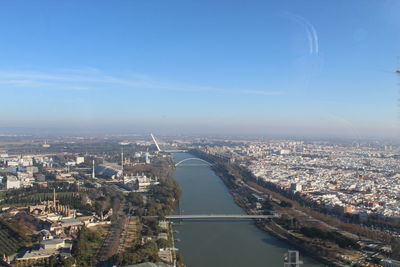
[[156, 238, 169, 249], [392, 238, 400, 260]]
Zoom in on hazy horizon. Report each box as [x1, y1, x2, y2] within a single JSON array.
[[0, 126, 398, 143], [1, 1, 399, 139]]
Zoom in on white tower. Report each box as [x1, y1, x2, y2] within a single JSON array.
[[92, 160, 96, 179]]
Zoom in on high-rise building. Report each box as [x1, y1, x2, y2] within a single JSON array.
[[92, 160, 96, 179]]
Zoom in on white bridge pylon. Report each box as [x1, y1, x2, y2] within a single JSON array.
[[151, 133, 161, 152], [175, 158, 212, 167]]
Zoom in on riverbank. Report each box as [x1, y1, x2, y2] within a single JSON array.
[[210, 164, 342, 266], [110, 167, 185, 267], [171, 152, 324, 267], [188, 149, 360, 266]]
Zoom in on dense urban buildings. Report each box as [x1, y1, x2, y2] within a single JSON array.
[[201, 141, 400, 219], [0, 136, 181, 267], [1, 134, 400, 266]]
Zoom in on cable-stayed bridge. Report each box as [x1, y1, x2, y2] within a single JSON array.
[[150, 133, 187, 153]]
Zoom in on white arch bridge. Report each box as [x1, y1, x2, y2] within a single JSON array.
[[175, 158, 212, 167]]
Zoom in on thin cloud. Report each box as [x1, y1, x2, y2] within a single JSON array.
[[0, 69, 220, 93], [0, 79, 91, 91], [0, 69, 281, 95]]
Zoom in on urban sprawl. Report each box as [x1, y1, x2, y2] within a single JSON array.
[[0, 136, 399, 267], [202, 141, 400, 218]]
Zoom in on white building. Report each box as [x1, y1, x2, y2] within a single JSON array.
[[290, 183, 302, 192], [6, 175, 21, 189], [123, 173, 159, 192], [76, 156, 85, 165]]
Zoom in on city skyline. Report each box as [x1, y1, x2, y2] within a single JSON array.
[[1, 0, 400, 138]]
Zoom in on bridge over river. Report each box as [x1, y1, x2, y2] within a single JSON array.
[[165, 214, 277, 220], [175, 157, 212, 167], [169, 152, 324, 267], [143, 214, 277, 221]]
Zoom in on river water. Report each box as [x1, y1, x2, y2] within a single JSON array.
[[172, 153, 324, 267]]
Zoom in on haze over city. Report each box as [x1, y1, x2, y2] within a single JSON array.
[[2, 2, 400, 267], [1, 0, 400, 138]]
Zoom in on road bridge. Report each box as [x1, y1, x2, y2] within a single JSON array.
[[165, 214, 276, 220]]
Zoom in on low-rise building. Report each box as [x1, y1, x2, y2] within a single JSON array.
[[15, 239, 72, 265], [123, 173, 160, 192]]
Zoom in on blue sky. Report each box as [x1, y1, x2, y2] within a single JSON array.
[[1, 0, 400, 138]]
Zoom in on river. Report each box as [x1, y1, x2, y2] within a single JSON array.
[[172, 152, 324, 267]]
